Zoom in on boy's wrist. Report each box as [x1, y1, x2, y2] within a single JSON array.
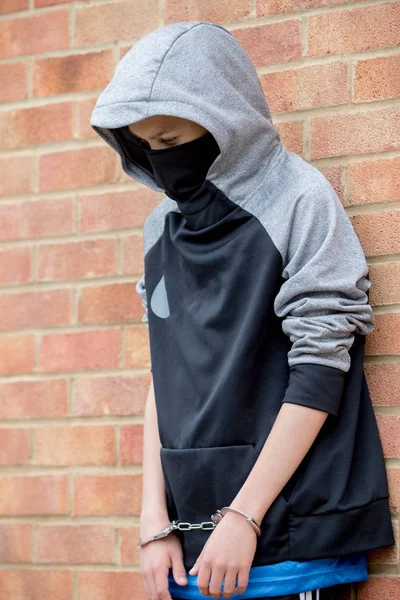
[[140, 508, 171, 534]]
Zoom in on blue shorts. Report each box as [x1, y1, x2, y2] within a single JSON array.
[[171, 582, 350, 600]]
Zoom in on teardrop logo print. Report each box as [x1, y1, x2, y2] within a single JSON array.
[[150, 275, 170, 319]]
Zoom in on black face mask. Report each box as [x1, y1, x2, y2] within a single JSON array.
[[146, 132, 221, 201], [118, 127, 221, 202]]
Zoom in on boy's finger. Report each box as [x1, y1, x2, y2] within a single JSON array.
[[221, 567, 238, 598], [171, 553, 188, 586], [208, 563, 225, 599], [139, 568, 150, 599], [235, 566, 249, 595], [197, 562, 212, 597], [153, 566, 172, 600], [143, 568, 157, 600]]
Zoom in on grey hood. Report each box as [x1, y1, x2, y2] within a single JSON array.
[[90, 21, 282, 202]]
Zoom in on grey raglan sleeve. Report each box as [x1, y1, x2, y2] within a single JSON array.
[[136, 274, 149, 323], [134, 197, 172, 325], [272, 178, 375, 416]]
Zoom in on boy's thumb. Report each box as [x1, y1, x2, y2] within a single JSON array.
[[171, 556, 187, 586]]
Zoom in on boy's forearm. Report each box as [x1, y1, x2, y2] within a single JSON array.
[[228, 402, 329, 525], [140, 376, 170, 525]]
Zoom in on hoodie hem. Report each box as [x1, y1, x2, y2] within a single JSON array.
[[287, 496, 395, 561]]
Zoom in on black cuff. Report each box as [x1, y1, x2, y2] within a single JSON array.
[[281, 363, 347, 416]]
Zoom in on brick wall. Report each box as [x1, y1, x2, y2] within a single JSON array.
[[0, 1, 399, 598]]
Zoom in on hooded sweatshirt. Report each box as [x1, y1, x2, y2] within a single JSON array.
[[90, 20, 395, 591]]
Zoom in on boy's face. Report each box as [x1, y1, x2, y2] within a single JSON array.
[[128, 115, 208, 150]]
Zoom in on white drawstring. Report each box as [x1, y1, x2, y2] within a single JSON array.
[[299, 590, 319, 600]]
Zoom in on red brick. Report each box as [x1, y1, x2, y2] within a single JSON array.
[[0, 11, 69, 59], [0, 475, 69, 515], [387, 468, 400, 513], [35, 0, 75, 6], [369, 263, 400, 307], [34, 50, 113, 97], [78, 97, 98, 140], [124, 326, 151, 369], [275, 121, 303, 156], [165, 0, 251, 23], [120, 424, 143, 465], [261, 62, 348, 113], [0, 429, 30, 465], [368, 520, 399, 565], [78, 571, 145, 600], [364, 363, 400, 407], [311, 107, 400, 160], [365, 314, 400, 357], [0, 156, 33, 197], [0, 0, 28, 14], [376, 416, 400, 459], [79, 189, 161, 232], [0, 524, 31, 563], [355, 54, 400, 102], [75, 0, 159, 47], [358, 575, 400, 600], [346, 157, 400, 207], [0, 197, 74, 240], [35, 524, 114, 563], [78, 282, 144, 325], [39, 329, 120, 373], [0, 63, 27, 102], [308, 4, 400, 57], [38, 238, 117, 281], [0, 379, 68, 419], [316, 165, 345, 206], [122, 233, 144, 275], [257, 0, 344, 16], [0, 289, 70, 331], [0, 247, 31, 285], [351, 210, 400, 257], [120, 526, 140, 565], [74, 474, 142, 516], [0, 334, 35, 375], [0, 570, 72, 600], [72, 373, 150, 416], [233, 21, 301, 68], [34, 425, 115, 466], [0, 103, 73, 150], [40, 146, 116, 192]]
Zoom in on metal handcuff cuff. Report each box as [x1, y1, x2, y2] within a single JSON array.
[[137, 507, 262, 547]]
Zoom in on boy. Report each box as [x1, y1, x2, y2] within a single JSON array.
[[90, 22, 395, 600]]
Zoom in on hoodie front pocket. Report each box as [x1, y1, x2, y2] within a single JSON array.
[[159, 443, 259, 569]]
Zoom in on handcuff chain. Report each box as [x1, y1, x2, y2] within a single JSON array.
[[175, 520, 216, 531], [137, 509, 260, 547]]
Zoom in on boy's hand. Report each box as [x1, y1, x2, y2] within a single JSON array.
[[188, 511, 257, 599], [140, 530, 187, 600]]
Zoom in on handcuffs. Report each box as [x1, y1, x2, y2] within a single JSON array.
[[137, 506, 262, 547]]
